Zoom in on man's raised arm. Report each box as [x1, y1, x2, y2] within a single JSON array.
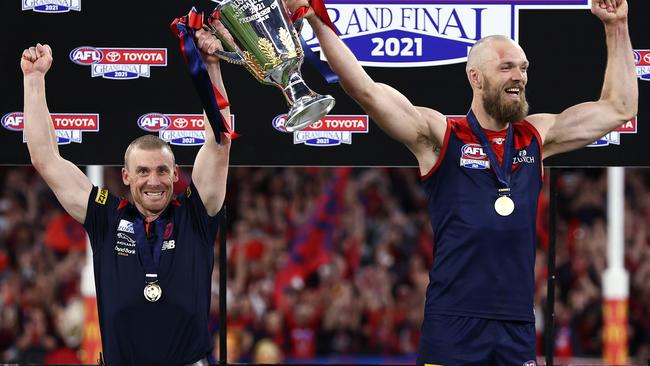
[[529, 0, 638, 158], [191, 22, 231, 216], [285, 0, 447, 173], [22, 43, 92, 223]]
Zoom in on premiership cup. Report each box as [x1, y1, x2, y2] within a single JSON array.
[[210, 0, 335, 132]]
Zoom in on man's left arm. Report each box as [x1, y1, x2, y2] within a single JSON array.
[[192, 22, 231, 216], [529, 0, 637, 159]]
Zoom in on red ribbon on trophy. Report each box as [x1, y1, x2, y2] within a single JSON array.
[[171, 8, 238, 142]]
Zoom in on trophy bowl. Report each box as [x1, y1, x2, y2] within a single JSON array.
[[210, 0, 335, 132]]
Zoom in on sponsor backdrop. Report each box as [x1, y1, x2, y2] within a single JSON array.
[[0, 0, 648, 166]]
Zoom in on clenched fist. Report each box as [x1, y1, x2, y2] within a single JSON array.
[[21, 43, 53, 77]]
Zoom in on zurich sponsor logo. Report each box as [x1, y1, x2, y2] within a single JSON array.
[[273, 114, 369, 146], [513, 149, 535, 165], [2, 112, 99, 144], [22, 0, 81, 13], [589, 116, 638, 147], [118, 219, 134, 234], [634, 50, 650, 81], [69, 47, 167, 79], [300, 0, 588, 67], [460, 143, 489, 169]]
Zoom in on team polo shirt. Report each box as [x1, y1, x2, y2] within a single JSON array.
[[421, 116, 543, 322], [83, 183, 220, 366]]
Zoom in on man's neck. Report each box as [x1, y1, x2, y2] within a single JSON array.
[[134, 203, 162, 223], [470, 99, 509, 131]]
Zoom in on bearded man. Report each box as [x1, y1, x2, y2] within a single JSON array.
[[285, 0, 637, 364]]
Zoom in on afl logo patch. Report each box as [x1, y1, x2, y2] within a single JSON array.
[[460, 143, 489, 170]]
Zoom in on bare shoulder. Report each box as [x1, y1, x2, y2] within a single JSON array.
[[525, 113, 557, 144]]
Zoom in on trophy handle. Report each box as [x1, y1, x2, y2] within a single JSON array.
[[213, 50, 245, 65], [202, 24, 246, 65]]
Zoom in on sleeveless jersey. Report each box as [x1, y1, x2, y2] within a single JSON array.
[[420, 116, 543, 322], [83, 183, 219, 366]]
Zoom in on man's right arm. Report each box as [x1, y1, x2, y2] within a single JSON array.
[[289, 1, 447, 174], [22, 44, 92, 223]]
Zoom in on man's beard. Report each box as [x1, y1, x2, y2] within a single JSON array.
[[482, 78, 529, 123]]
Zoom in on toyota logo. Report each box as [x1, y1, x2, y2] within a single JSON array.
[[174, 118, 189, 129], [106, 51, 120, 62]]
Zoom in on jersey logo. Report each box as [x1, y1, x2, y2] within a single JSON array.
[[185, 185, 192, 198], [460, 143, 489, 169], [116, 232, 136, 247], [512, 149, 535, 165], [523, 361, 537, 366], [117, 219, 134, 234], [114, 245, 135, 256], [162, 240, 176, 251], [95, 188, 108, 205]]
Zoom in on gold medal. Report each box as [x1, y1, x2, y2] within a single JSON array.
[[144, 282, 162, 302], [494, 196, 515, 216]]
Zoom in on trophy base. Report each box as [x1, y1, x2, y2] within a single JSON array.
[[285, 95, 336, 132]]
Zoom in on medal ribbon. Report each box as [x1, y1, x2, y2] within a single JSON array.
[[289, 0, 339, 83], [170, 8, 238, 143], [466, 110, 515, 192], [133, 217, 166, 281]]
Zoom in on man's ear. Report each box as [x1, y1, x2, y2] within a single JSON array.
[[173, 165, 180, 183], [468, 68, 482, 89], [121, 167, 130, 186]]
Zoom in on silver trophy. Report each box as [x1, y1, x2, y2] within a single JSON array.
[[209, 0, 335, 132]]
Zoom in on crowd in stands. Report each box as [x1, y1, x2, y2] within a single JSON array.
[[0, 166, 648, 364]]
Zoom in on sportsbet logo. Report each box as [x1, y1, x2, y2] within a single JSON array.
[[1, 112, 99, 144], [70, 46, 167, 79], [300, 0, 589, 67]]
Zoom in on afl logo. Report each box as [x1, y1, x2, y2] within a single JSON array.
[[69, 46, 103, 65], [137, 113, 170, 131], [1, 112, 24, 131], [461, 144, 486, 159], [272, 115, 289, 133], [460, 143, 489, 170]]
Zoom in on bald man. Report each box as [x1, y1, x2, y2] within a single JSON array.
[[286, 0, 636, 365]]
